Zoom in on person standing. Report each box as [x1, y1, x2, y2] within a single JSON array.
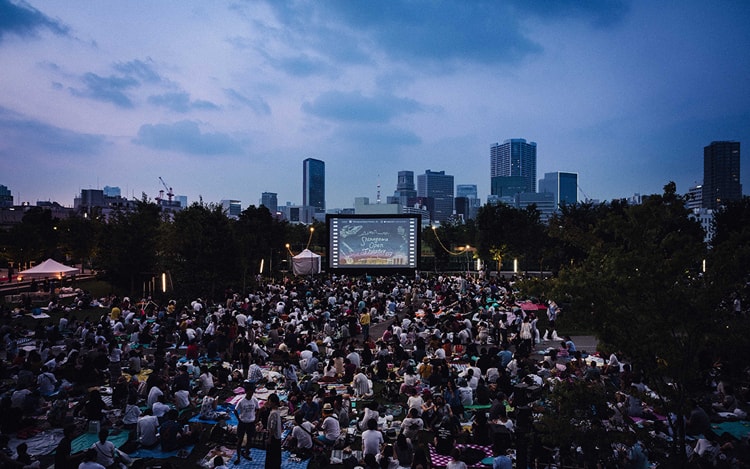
[[234, 383, 260, 464], [360, 309, 371, 340], [545, 300, 559, 341], [265, 393, 282, 469]]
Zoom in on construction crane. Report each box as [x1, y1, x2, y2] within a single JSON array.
[[158, 177, 174, 203]]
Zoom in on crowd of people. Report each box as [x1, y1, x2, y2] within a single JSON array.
[[0, 272, 748, 468]]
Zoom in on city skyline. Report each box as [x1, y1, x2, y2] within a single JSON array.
[[1, 1, 749, 208]]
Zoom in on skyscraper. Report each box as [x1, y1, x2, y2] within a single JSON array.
[[303, 158, 325, 212], [220, 199, 242, 219], [417, 170, 454, 223], [538, 172, 578, 209], [702, 141, 741, 209], [0, 184, 12, 207], [456, 184, 480, 220], [490, 139, 537, 193], [261, 192, 278, 215], [388, 170, 418, 206]]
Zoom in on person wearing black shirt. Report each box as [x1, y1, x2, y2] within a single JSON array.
[[54, 424, 83, 469]]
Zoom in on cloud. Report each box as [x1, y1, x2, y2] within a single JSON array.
[[69, 72, 139, 108], [336, 124, 421, 147], [269, 53, 334, 77], [224, 89, 271, 116], [0, 0, 69, 42], [302, 90, 423, 123], [133, 120, 243, 155], [269, 1, 537, 66], [0, 106, 105, 154], [268, 1, 630, 67], [113, 59, 163, 84], [148, 92, 219, 113]]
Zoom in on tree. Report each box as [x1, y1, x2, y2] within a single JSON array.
[[544, 201, 610, 273], [95, 196, 162, 296], [6, 207, 61, 267], [235, 205, 286, 291], [475, 202, 545, 271], [550, 183, 721, 466], [163, 202, 239, 299], [58, 215, 101, 273]]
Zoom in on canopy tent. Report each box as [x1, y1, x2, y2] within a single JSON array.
[[18, 258, 78, 279], [292, 249, 321, 275]]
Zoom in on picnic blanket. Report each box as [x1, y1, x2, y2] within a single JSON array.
[[225, 447, 309, 468], [128, 443, 194, 459], [199, 445, 236, 468], [429, 443, 493, 468], [9, 428, 64, 457], [70, 429, 130, 454], [189, 403, 239, 427], [712, 421, 750, 441]]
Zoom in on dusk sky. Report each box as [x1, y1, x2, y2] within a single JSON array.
[[2, 0, 749, 210]]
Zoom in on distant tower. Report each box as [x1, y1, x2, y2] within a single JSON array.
[[456, 184, 480, 220], [702, 141, 741, 209], [303, 158, 325, 212], [417, 170, 454, 223], [490, 139, 537, 193], [261, 192, 278, 214], [0, 184, 13, 207], [538, 172, 578, 209], [388, 170, 418, 206]]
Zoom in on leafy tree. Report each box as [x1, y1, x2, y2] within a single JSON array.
[[475, 202, 545, 271], [95, 196, 162, 296], [58, 215, 101, 273], [164, 202, 240, 300], [7, 207, 61, 267], [235, 205, 286, 291], [709, 196, 750, 304], [550, 183, 721, 465], [545, 201, 610, 273]]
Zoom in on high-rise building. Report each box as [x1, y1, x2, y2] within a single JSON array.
[[516, 192, 556, 224], [491, 176, 527, 199], [490, 139, 537, 193], [702, 141, 741, 209], [456, 184, 480, 220], [388, 171, 418, 206], [538, 172, 578, 209], [303, 158, 325, 212], [685, 184, 703, 211], [417, 170, 454, 223], [0, 185, 12, 207], [220, 199, 242, 219], [261, 192, 278, 215]]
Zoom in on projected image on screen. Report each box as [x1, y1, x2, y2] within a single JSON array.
[[328, 215, 420, 269]]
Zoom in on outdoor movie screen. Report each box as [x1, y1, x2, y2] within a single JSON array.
[[327, 214, 420, 270]]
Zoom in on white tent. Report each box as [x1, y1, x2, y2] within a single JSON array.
[[292, 249, 321, 275], [19, 258, 78, 279]]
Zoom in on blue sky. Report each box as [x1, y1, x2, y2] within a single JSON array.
[[1, 0, 749, 209]]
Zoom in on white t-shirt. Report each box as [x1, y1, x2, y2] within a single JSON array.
[[361, 428, 384, 456], [321, 415, 341, 441], [137, 415, 160, 446], [174, 389, 191, 409], [236, 395, 260, 423], [147, 386, 163, 409], [291, 421, 314, 449]]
